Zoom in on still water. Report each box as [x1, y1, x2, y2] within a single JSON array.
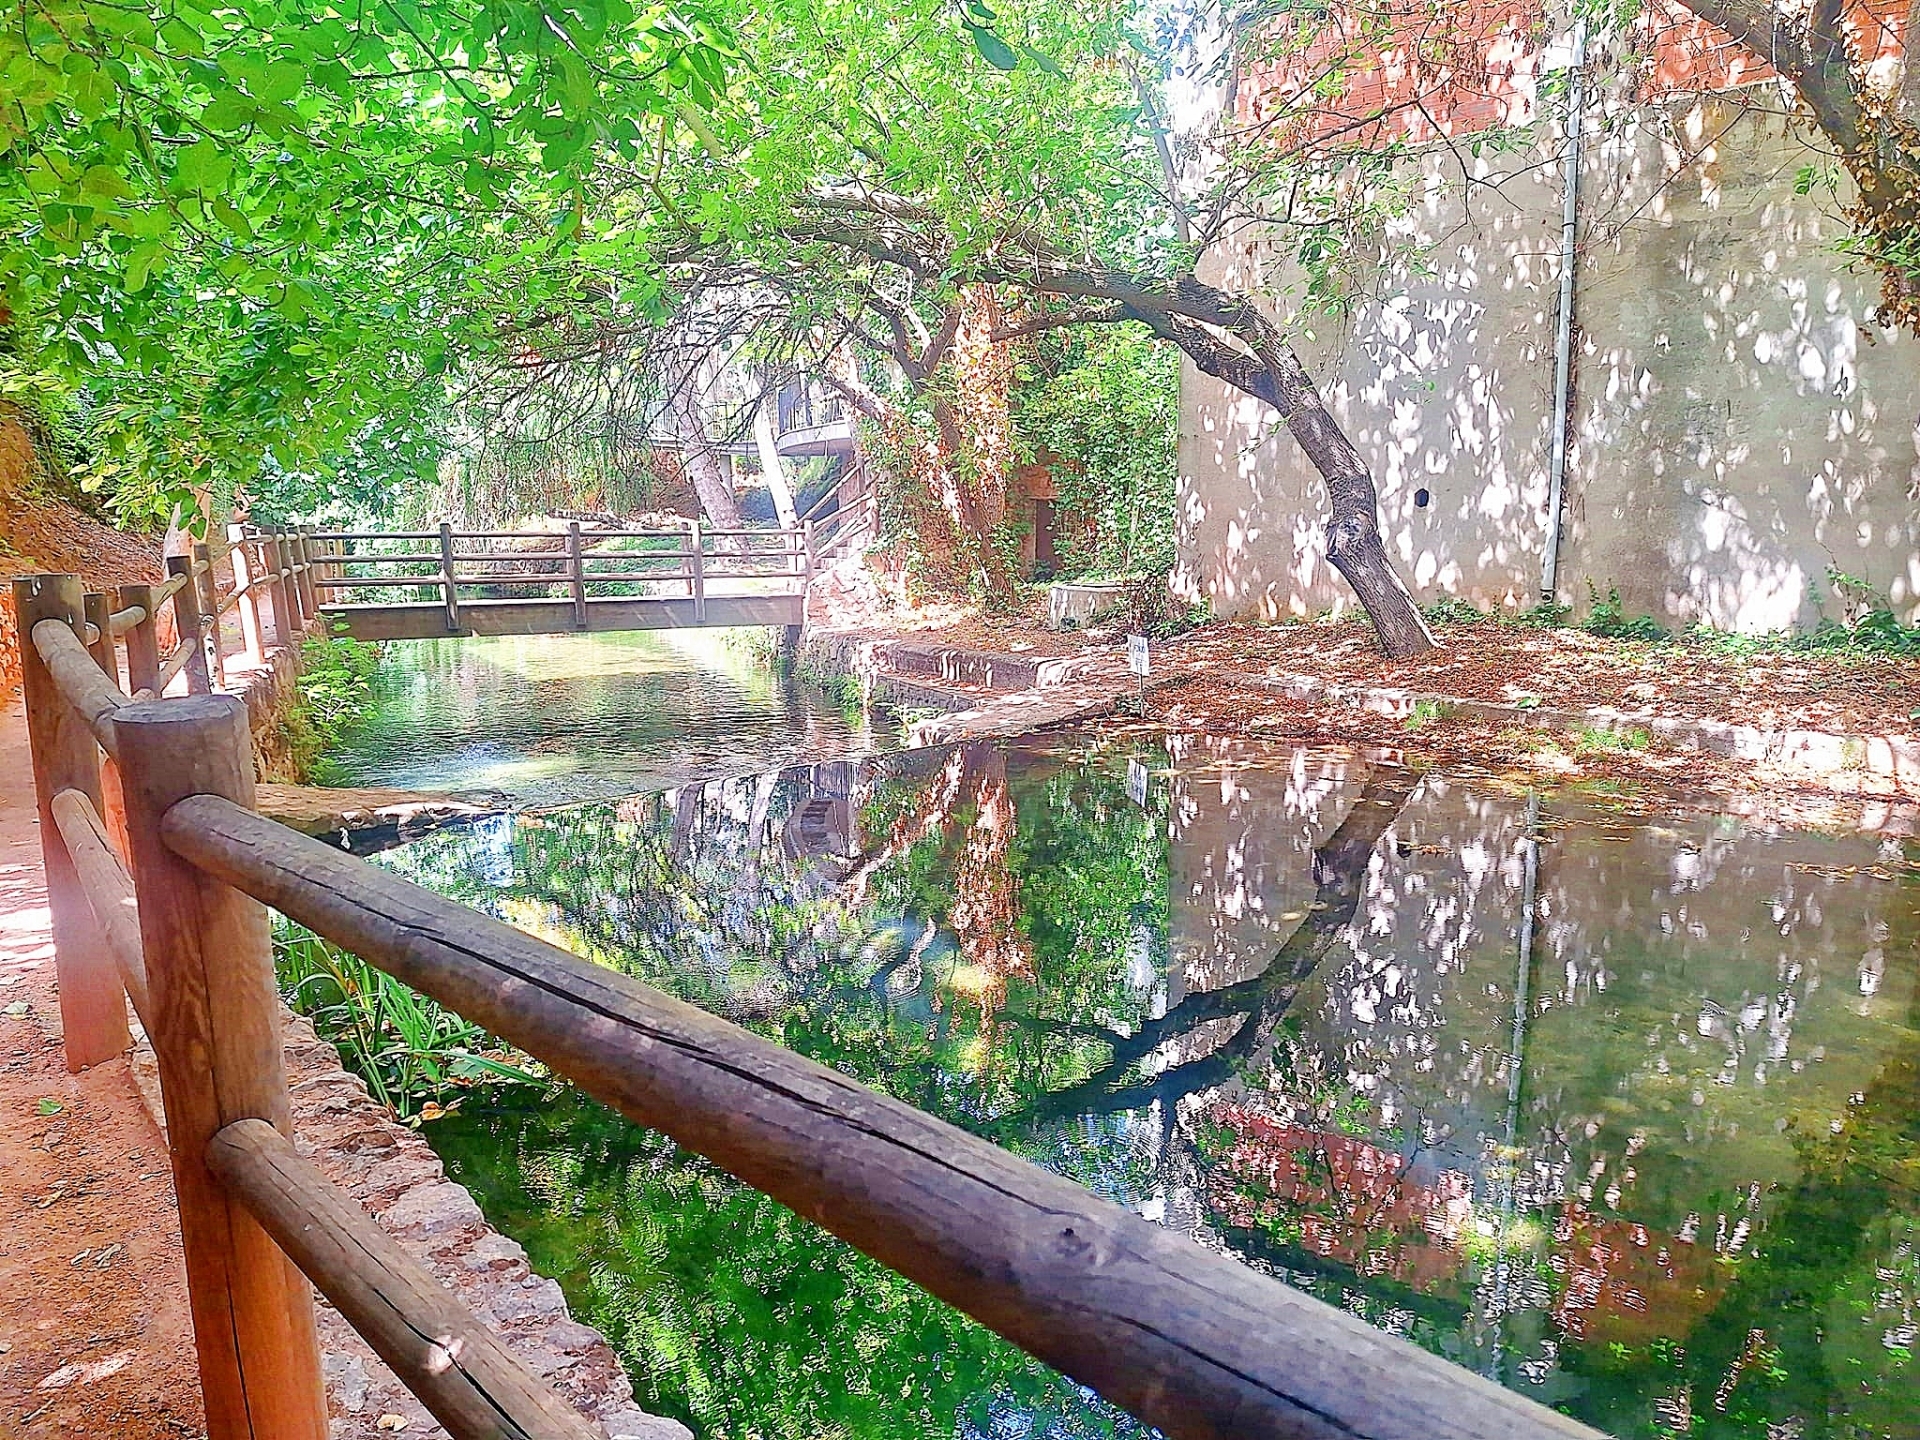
[[328, 629, 889, 804], [366, 733, 1920, 1440]]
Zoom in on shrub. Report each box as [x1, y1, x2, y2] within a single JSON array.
[[279, 624, 382, 782], [275, 926, 539, 1119], [1583, 584, 1668, 642]]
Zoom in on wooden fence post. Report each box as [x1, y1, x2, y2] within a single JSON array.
[[688, 519, 705, 623], [438, 521, 460, 633], [167, 555, 213, 695], [194, 542, 226, 688], [284, 534, 309, 632], [82, 591, 114, 675], [12, 576, 132, 1070], [293, 531, 318, 618], [567, 520, 587, 629], [114, 694, 328, 1440], [228, 525, 265, 665], [120, 582, 161, 695], [268, 535, 296, 648], [81, 592, 131, 859]]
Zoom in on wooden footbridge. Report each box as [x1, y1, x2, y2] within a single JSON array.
[[12, 545, 1597, 1440], [309, 521, 815, 641]]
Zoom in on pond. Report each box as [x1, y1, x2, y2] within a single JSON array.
[[326, 629, 888, 805], [359, 732, 1920, 1440]]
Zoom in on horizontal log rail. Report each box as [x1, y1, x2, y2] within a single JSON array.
[[49, 788, 150, 1025], [108, 603, 148, 636], [163, 792, 1599, 1440], [208, 1119, 603, 1440], [32, 617, 128, 756]]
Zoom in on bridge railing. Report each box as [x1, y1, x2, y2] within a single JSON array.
[[12, 565, 1602, 1440], [311, 521, 814, 628]]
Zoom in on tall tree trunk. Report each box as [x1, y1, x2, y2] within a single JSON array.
[[754, 400, 799, 529], [957, 254, 1439, 655], [662, 358, 742, 529], [1249, 354, 1436, 659]]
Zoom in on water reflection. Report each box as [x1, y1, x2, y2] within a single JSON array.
[[328, 629, 891, 804], [388, 735, 1919, 1439]]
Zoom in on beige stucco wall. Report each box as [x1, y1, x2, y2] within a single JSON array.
[[1176, 96, 1920, 631]]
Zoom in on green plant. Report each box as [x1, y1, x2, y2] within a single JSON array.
[[279, 625, 382, 782], [1582, 584, 1668, 642], [1011, 327, 1179, 580], [274, 926, 539, 1119], [1571, 723, 1652, 757], [1403, 698, 1457, 732], [1421, 597, 1492, 626], [1514, 599, 1572, 629]]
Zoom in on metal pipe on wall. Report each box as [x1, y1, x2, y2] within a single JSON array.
[[1541, 18, 1588, 599]]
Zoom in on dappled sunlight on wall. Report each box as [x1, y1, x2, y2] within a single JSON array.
[[1178, 93, 1920, 630]]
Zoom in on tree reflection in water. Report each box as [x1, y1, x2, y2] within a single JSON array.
[[384, 734, 1920, 1440]]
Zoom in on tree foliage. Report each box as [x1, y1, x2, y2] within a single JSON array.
[[1, 0, 731, 521], [1012, 324, 1179, 579]]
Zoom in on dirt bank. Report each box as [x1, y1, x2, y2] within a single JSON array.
[[1, 412, 165, 695], [807, 606, 1920, 804]]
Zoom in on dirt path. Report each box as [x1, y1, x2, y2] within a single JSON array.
[[0, 698, 205, 1439]]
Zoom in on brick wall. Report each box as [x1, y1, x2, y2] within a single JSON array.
[[1238, 0, 1907, 145]]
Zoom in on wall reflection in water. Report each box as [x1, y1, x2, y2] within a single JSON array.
[[391, 734, 1919, 1440]]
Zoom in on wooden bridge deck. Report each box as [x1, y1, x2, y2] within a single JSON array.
[[312, 522, 812, 641]]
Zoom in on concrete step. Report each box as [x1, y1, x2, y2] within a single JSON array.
[[872, 640, 1111, 692]]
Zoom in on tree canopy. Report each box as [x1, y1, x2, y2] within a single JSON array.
[[5, 0, 1914, 637]]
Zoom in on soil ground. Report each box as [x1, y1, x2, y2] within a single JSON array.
[[851, 588, 1919, 801], [0, 701, 204, 1440]]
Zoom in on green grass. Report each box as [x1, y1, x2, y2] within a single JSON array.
[[1570, 723, 1652, 757], [1403, 698, 1458, 732]]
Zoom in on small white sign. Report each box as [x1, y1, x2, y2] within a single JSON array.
[[1127, 634, 1150, 678], [1126, 757, 1150, 808]]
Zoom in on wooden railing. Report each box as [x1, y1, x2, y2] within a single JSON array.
[[311, 522, 814, 629], [12, 568, 1602, 1440], [797, 457, 875, 562]]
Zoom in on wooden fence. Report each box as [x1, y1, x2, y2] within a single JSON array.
[[12, 565, 1601, 1440]]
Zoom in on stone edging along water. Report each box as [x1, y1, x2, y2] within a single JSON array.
[[125, 1012, 686, 1440]]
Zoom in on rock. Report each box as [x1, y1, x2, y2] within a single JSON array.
[[461, 1232, 527, 1273], [601, 1409, 695, 1440], [487, 1276, 567, 1323], [364, 1148, 444, 1199], [323, 1352, 371, 1414], [378, 1181, 481, 1238]]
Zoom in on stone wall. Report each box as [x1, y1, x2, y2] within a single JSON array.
[[1175, 96, 1920, 632], [278, 1016, 687, 1440]]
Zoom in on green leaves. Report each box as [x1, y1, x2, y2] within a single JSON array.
[[965, 20, 1020, 70], [2, 0, 735, 524]]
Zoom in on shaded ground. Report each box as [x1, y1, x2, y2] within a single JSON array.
[[1171, 618, 1918, 739], [827, 585, 1918, 800], [0, 703, 204, 1439]]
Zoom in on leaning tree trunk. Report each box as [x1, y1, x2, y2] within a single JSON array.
[[1251, 352, 1437, 658], [661, 358, 742, 530], [1103, 280, 1439, 657]]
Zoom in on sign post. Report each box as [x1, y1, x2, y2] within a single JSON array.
[[1126, 633, 1149, 716]]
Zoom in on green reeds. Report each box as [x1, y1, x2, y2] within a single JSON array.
[[273, 924, 542, 1119]]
